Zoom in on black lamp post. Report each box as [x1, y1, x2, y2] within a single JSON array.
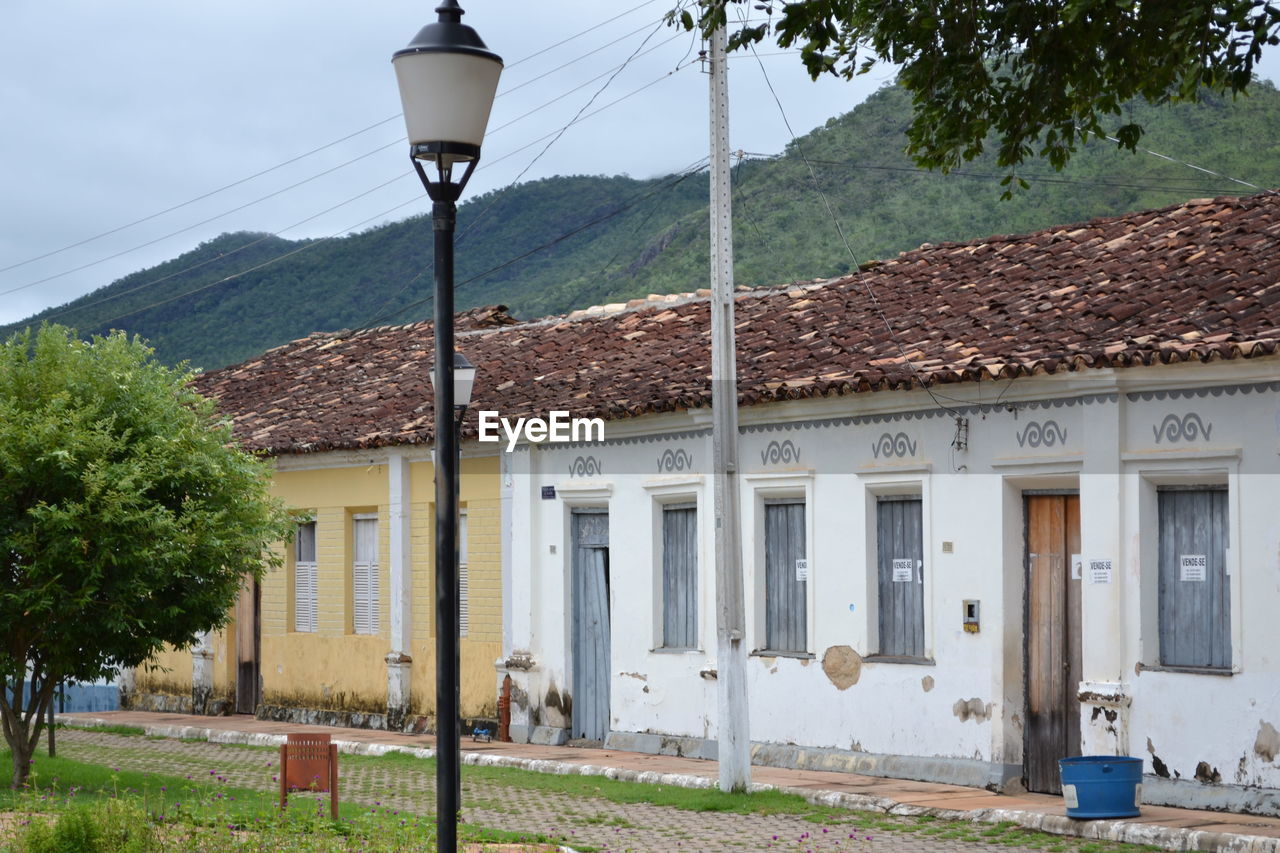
[[392, 5, 500, 852]]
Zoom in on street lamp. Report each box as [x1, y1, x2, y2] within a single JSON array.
[[441, 352, 477, 416], [392, 5, 501, 852]]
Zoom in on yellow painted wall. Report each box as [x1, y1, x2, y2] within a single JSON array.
[[134, 451, 504, 722], [409, 456, 503, 718], [263, 453, 502, 718], [135, 644, 192, 699]]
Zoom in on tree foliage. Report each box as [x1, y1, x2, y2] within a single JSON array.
[[0, 325, 292, 786], [674, 0, 1280, 178]]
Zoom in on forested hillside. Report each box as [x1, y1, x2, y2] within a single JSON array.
[[8, 82, 1280, 370]]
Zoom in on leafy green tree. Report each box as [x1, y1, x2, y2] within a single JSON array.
[[674, 0, 1280, 180], [0, 326, 292, 786]]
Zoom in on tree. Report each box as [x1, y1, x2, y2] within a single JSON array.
[[0, 325, 292, 787], [674, 0, 1280, 183]]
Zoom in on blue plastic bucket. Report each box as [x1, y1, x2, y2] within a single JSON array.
[[1058, 756, 1142, 819]]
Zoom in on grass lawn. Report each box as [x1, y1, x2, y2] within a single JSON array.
[[4, 728, 1176, 853], [0, 747, 561, 852]]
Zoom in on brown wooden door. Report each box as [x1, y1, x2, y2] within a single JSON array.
[[1024, 495, 1082, 793], [235, 579, 261, 715]]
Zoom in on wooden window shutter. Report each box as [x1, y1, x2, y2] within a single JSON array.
[[1158, 487, 1229, 668], [661, 504, 698, 648]]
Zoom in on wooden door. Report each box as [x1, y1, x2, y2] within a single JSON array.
[[235, 579, 261, 715], [570, 510, 610, 741], [1024, 494, 1081, 793]]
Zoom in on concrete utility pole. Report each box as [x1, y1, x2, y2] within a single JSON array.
[[708, 23, 751, 793]]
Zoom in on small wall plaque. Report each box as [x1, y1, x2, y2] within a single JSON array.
[[541, 486, 556, 500]]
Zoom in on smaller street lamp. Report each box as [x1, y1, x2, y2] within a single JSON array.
[[437, 351, 477, 417], [393, 4, 501, 852]]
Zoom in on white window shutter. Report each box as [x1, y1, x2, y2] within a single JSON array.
[[458, 511, 469, 637], [352, 517, 379, 635], [295, 521, 318, 633]]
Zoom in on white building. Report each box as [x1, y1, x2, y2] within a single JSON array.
[[483, 194, 1280, 815]]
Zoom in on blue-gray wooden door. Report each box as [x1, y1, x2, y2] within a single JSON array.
[[764, 500, 807, 653], [876, 496, 924, 658], [570, 510, 610, 740], [1158, 487, 1229, 669]]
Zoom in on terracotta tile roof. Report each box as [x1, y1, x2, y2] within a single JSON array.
[[195, 193, 1280, 455]]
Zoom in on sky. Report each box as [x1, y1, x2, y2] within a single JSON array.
[[2, 1, 1278, 328]]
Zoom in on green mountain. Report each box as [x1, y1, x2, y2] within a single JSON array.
[[8, 82, 1280, 370]]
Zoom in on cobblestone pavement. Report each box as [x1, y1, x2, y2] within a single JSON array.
[[51, 730, 1123, 853]]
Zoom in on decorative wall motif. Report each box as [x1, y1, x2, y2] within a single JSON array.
[[553, 427, 710, 451], [1127, 380, 1280, 402], [1016, 420, 1068, 448], [568, 456, 603, 477], [1152, 413, 1213, 444], [872, 432, 918, 459], [656, 448, 694, 473], [740, 392, 1118, 434], [761, 439, 801, 465]]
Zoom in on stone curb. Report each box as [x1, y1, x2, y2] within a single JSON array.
[[58, 716, 1278, 853]]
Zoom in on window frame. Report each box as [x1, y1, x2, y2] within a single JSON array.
[[642, 476, 704, 653], [351, 512, 380, 636], [658, 501, 699, 650], [1133, 457, 1242, 675], [293, 518, 318, 633], [873, 493, 927, 660], [745, 471, 815, 658], [859, 475, 934, 665], [458, 508, 469, 638]]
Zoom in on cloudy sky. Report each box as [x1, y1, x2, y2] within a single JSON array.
[[2, 1, 1277, 327]]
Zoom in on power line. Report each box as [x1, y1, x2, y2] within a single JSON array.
[[3, 23, 687, 304], [0, 115, 403, 277], [0, 2, 666, 279], [736, 152, 1254, 195], [45, 63, 701, 333], [461, 19, 674, 243], [40, 172, 412, 323], [83, 194, 427, 331], [359, 21, 686, 329], [1089, 131, 1276, 195], [735, 15, 964, 416], [355, 160, 710, 332], [502, 17, 669, 99], [0, 138, 406, 299], [504, 0, 661, 71]]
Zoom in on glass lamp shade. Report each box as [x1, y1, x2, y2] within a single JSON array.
[[392, 2, 503, 165], [431, 352, 478, 409]]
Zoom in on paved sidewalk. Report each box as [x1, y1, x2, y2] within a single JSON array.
[[60, 710, 1280, 852]]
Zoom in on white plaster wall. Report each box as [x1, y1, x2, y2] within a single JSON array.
[[500, 360, 1280, 807]]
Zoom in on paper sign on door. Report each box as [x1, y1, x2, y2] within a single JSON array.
[[892, 558, 913, 582], [1179, 554, 1206, 582], [795, 559, 809, 582]]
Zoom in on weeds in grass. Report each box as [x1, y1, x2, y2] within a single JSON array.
[[1, 750, 560, 852]]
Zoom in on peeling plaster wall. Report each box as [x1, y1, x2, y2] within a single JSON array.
[[503, 361, 1280, 810]]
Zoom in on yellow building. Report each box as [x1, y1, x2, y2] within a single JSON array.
[[128, 309, 512, 730]]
